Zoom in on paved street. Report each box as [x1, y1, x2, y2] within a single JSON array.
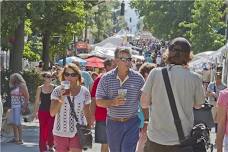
[[1, 119, 100, 152], [0, 119, 217, 152]]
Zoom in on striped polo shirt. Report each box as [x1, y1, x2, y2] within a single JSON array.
[[96, 68, 145, 118]]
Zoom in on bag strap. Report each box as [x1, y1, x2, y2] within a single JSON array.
[[67, 96, 79, 123], [162, 68, 185, 142]]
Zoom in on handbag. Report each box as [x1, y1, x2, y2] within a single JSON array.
[[67, 96, 93, 149], [162, 68, 209, 152]]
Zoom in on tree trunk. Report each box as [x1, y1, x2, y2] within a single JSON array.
[[42, 31, 51, 71], [84, 14, 88, 42], [9, 21, 24, 74]]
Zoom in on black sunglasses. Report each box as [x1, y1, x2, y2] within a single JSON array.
[[43, 75, 52, 78], [119, 57, 132, 62], [64, 72, 79, 77]]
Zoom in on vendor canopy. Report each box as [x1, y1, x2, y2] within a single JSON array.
[[85, 56, 104, 68], [57, 56, 87, 66]]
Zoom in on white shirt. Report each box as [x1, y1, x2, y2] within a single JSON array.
[[51, 86, 91, 137]]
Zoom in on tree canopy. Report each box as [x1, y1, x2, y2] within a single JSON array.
[[130, 0, 226, 53]]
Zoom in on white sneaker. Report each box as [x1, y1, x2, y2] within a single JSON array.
[[48, 147, 55, 152]]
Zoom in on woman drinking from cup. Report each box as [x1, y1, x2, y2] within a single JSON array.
[[50, 63, 91, 152]]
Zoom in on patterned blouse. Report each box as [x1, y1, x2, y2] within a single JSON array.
[[11, 87, 24, 108], [51, 85, 91, 138]]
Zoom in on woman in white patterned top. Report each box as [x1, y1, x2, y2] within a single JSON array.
[[8, 73, 29, 144], [50, 63, 91, 152]]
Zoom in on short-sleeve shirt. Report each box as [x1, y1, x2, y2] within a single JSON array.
[[207, 82, 226, 104], [81, 71, 93, 89], [51, 85, 91, 138], [91, 75, 107, 121], [141, 65, 205, 145], [217, 88, 228, 135], [96, 68, 145, 118]]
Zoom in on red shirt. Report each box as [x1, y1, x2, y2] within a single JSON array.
[[91, 75, 107, 121]]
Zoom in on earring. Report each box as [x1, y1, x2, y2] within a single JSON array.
[[76, 80, 80, 86]]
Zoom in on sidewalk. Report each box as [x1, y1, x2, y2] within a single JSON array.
[[1, 119, 217, 152], [1, 119, 100, 152]]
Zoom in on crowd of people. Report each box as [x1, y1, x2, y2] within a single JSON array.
[[1, 37, 228, 152]]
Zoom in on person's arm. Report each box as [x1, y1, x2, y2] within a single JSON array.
[[96, 96, 125, 108], [90, 78, 100, 126], [216, 105, 227, 152], [194, 76, 206, 108], [90, 97, 96, 126], [20, 84, 30, 111], [50, 97, 64, 117], [50, 87, 64, 117], [32, 86, 41, 119], [206, 83, 216, 98], [21, 84, 29, 104], [84, 103, 91, 128]]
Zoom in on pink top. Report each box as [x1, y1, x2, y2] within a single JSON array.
[[217, 88, 228, 135]]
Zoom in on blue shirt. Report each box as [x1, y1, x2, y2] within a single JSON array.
[[96, 68, 145, 118], [81, 71, 93, 89]]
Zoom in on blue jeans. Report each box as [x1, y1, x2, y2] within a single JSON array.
[[106, 116, 139, 152]]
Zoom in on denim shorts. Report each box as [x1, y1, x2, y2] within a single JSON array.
[[95, 121, 108, 144], [9, 107, 22, 126]]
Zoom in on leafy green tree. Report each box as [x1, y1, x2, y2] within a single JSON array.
[[130, 0, 194, 40], [1, 1, 29, 73], [30, 0, 85, 70], [181, 0, 226, 53]]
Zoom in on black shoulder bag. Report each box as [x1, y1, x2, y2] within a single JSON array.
[[67, 96, 93, 149], [162, 68, 209, 152]]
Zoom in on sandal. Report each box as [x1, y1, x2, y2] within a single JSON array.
[[15, 140, 23, 144]]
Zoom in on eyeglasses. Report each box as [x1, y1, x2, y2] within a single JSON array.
[[64, 72, 79, 77], [43, 75, 52, 79], [119, 57, 132, 62]]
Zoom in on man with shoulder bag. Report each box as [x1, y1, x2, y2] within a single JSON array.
[[141, 37, 206, 152]]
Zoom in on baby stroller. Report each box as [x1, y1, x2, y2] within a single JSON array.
[[193, 103, 215, 152]]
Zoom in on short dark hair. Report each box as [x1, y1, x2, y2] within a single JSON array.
[[163, 37, 193, 65], [103, 58, 113, 68], [163, 49, 193, 65], [139, 63, 156, 78]]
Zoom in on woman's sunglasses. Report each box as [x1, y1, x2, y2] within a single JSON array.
[[43, 75, 52, 79], [64, 72, 79, 77]]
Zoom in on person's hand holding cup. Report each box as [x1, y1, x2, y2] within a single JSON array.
[[118, 89, 127, 100], [111, 89, 127, 107], [61, 80, 70, 96]]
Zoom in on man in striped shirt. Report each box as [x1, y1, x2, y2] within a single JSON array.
[[96, 47, 145, 152]]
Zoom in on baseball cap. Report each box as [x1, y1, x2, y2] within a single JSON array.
[[168, 37, 191, 52]]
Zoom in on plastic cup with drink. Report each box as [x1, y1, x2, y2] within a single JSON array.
[[118, 89, 127, 101], [61, 80, 70, 96]]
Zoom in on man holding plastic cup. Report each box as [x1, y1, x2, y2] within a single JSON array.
[[96, 47, 145, 152]]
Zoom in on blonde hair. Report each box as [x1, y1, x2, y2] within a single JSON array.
[[9, 73, 26, 88]]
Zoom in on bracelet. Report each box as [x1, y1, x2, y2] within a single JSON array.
[[144, 121, 149, 123]]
